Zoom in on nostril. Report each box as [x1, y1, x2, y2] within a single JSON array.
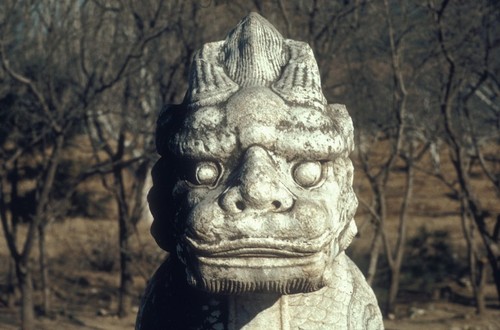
[[272, 200, 281, 209], [235, 201, 246, 211]]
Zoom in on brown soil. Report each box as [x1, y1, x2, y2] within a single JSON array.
[[2, 218, 499, 329]]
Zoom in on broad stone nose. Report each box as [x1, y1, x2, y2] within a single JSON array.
[[219, 146, 294, 214]]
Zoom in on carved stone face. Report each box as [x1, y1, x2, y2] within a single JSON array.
[[149, 13, 358, 295], [150, 87, 358, 294]]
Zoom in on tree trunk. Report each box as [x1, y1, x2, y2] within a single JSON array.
[[17, 264, 35, 330], [366, 227, 382, 286], [476, 258, 486, 315], [386, 267, 400, 316], [7, 217, 18, 308], [366, 183, 386, 286], [118, 211, 134, 318], [460, 204, 484, 314], [383, 160, 412, 316], [7, 257, 17, 308], [476, 219, 500, 305], [114, 165, 134, 318], [38, 223, 50, 315]]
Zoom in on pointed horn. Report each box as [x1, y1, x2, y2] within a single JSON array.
[[272, 40, 326, 111], [185, 41, 239, 107]]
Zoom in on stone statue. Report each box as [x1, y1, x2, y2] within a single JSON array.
[[137, 13, 384, 330]]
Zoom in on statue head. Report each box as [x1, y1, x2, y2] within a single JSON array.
[[149, 13, 358, 295]]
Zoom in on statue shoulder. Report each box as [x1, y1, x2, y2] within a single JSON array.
[[343, 254, 385, 329]]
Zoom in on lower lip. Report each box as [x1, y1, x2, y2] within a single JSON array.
[[196, 250, 324, 268], [205, 247, 313, 258]]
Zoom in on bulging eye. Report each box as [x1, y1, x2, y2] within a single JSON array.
[[293, 161, 323, 188], [193, 161, 220, 186]]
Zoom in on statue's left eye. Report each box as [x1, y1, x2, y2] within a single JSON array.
[[193, 161, 220, 186], [293, 161, 323, 188]]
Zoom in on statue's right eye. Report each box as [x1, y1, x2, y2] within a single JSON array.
[[190, 161, 220, 187]]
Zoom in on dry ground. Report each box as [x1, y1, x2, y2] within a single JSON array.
[[0, 218, 165, 329], [1, 217, 499, 329]]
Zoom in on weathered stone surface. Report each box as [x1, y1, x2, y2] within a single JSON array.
[[137, 12, 383, 330]]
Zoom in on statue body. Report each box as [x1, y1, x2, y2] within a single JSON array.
[[137, 13, 383, 330], [137, 254, 381, 329]]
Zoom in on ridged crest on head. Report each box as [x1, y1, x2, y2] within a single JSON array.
[[223, 12, 287, 87], [184, 12, 326, 110]]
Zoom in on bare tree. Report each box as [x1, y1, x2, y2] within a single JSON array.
[[0, 0, 177, 326], [0, 2, 84, 327], [343, 0, 451, 315], [81, 0, 191, 317], [85, 80, 155, 317], [427, 0, 500, 309]]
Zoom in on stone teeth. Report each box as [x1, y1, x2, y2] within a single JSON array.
[[199, 278, 323, 294]]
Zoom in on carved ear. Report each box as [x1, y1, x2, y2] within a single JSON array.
[[338, 208, 358, 252], [149, 157, 177, 252], [155, 104, 185, 156], [335, 157, 358, 252], [325, 104, 355, 155]]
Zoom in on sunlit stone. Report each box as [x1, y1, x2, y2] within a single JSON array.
[[137, 12, 384, 330]]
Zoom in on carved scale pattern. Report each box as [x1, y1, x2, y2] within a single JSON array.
[[136, 255, 383, 329]]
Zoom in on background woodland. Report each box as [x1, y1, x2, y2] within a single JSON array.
[[0, 1, 499, 329]]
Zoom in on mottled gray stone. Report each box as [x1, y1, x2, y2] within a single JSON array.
[[137, 12, 383, 330]]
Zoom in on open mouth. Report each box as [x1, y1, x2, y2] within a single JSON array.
[[184, 231, 333, 259]]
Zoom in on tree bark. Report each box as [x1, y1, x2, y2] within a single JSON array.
[[114, 161, 134, 318], [476, 258, 487, 314], [38, 223, 50, 315], [386, 268, 400, 316], [385, 161, 412, 315], [118, 209, 134, 318], [17, 264, 35, 330], [7, 258, 17, 308], [366, 181, 387, 286], [366, 227, 382, 286]]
